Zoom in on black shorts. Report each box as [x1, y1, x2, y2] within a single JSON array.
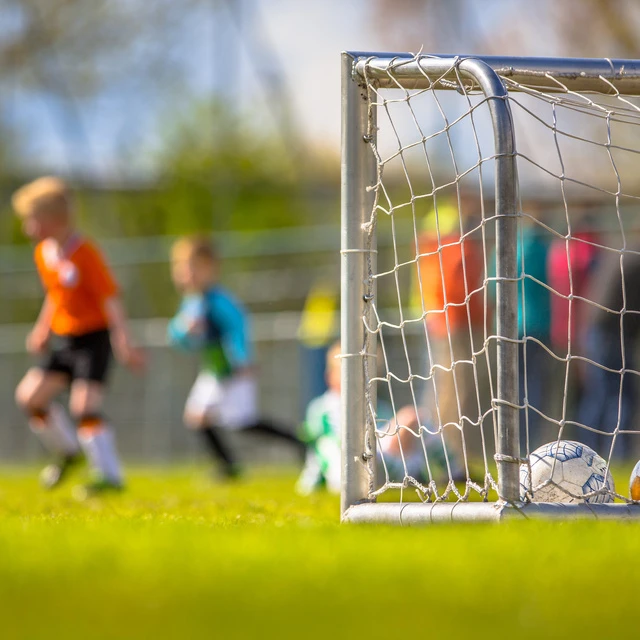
[[42, 329, 112, 384]]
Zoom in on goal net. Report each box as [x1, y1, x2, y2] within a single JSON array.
[[340, 52, 640, 523]]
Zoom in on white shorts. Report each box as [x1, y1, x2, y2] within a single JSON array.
[[185, 372, 258, 430]]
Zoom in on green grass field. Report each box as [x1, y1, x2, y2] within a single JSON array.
[[1, 465, 638, 639]]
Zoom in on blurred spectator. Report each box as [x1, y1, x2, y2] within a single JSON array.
[[548, 230, 600, 353], [577, 246, 640, 459], [517, 213, 551, 451], [547, 226, 600, 426], [414, 192, 485, 459]]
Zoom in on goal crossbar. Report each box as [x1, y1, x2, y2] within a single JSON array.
[[349, 53, 640, 94]]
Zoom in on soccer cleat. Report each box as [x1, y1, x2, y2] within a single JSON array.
[[72, 478, 124, 501], [39, 454, 82, 490], [218, 463, 244, 481]]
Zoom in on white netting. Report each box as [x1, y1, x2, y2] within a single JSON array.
[[354, 54, 640, 505]]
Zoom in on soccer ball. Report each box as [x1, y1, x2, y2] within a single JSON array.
[[519, 440, 615, 504]]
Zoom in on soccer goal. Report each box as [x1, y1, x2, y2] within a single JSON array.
[[341, 52, 640, 523]]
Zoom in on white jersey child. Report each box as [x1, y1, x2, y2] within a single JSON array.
[[296, 389, 342, 494], [296, 390, 452, 494]]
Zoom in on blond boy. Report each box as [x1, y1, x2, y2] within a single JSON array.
[[12, 177, 142, 496]]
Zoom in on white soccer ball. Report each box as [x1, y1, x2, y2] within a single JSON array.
[[519, 440, 615, 504]]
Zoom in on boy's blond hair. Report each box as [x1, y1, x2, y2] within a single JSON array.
[[171, 234, 218, 265], [12, 177, 71, 219]]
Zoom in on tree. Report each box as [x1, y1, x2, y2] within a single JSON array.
[[371, 0, 640, 58], [150, 99, 304, 233], [0, 0, 203, 174]]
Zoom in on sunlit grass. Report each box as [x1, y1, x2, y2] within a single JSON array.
[[0, 465, 638, 639]]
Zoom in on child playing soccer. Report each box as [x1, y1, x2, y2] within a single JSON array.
[[12, 177, 143, 497], [296, 342, 342, 494], [296, 342, 461, 495], [168, 235, 303, 478]]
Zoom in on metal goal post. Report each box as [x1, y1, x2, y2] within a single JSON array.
[[340, 52, 640, 524]]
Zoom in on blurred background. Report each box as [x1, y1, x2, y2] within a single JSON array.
[[2, 0, 640, 463]]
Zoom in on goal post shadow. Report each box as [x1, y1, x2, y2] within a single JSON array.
[[340, 51, 640, 523]]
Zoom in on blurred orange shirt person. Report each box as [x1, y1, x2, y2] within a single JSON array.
[[415, 201, 483, 338], [34, 236, 119, 337]]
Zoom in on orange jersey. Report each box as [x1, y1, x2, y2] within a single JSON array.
[[416, 232, 484, 337], [34, 236, 118, 336]]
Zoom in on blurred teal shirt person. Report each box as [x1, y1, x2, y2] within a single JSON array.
[[490, 219, 551, 452], [516, 223, 551, 452], [489, 223, 551, 339], [517, 225, 551, 340]]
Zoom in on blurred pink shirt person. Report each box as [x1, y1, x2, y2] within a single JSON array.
[[547, 231, 599, 355]]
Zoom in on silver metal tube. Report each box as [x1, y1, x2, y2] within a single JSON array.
[[350, 54, 640, 94], [340, 52, 377, 515], [343, 502, 640, 525], [344, 502, 503, 525], [454, 59, 520, 504]]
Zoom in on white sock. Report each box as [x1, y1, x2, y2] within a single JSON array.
[[78, 426, 123, 484], [29, 403, 80, 458]]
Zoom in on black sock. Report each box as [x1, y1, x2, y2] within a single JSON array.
[[243, 420, 306, 461], [199, 426, 238, 474]]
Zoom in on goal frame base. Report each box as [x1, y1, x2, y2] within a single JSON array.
[[342, 502, 640, 525]]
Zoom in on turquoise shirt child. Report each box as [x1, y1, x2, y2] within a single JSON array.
[[168, 286, 253, 378]]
